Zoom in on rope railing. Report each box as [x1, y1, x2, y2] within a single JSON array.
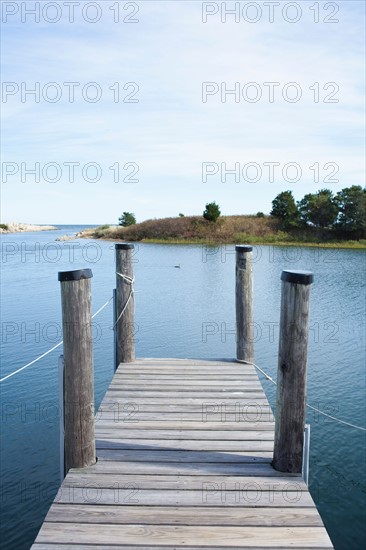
[[238, 359, 366, 432], [2, 288, 364, 433], [0, 297, 113, 383]]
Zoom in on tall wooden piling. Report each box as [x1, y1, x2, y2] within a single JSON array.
[[235, 245, 254, 363], [58, 269, 96, 475], [115, 243, 135, 366], [272, 270, 314, 474]]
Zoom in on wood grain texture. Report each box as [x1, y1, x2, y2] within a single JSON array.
[[31, 546, 332, 550], [62, 473, 306, 491], [94, 438, 274, 451], [96, 449, 274, 461], [273, 279, 312, 474], [53, 488, 313, 507], [44, 504, 323, 526], [94, 429, 275, 440], [94, 421, 276, 430], [60, 276, 95, 474], [79, 461, 300, 477], [34, 524, 333, 547], [31, 359, 333, 549], [115, 245, 135, 364], [236, 247, 254, 362]]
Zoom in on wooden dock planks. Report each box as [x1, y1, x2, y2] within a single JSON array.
[[31, 359, 334, 549]]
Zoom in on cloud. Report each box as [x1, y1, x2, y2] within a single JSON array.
[[1, 1, 364, 223]]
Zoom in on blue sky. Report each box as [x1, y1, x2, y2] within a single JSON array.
[[1, 0, 365, 224]]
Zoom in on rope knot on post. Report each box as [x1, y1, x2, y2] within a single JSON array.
[[116, 272, 135, 285]]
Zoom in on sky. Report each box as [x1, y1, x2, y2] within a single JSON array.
[[1, 0, 365, 224]]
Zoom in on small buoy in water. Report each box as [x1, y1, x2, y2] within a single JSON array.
[[174, 264, 180, 268]]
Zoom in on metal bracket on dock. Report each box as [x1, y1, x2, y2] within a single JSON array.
[[58, 354, 65, 483], [113, 288, 117, 371], [302, 423, 311, 486]]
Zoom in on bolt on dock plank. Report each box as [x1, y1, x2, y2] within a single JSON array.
[[32, 358, 333, 549]]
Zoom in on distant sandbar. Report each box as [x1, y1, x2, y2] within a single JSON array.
[[0, 222, 58, 234]]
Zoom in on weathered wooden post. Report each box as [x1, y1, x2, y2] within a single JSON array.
[[272, 270, 314, 474], [235, 245, 254, 363], [58, 269, 96, 475], [115, 243, 135, 366]]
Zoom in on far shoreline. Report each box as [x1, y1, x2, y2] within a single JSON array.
[[0, 222, 58, 234]]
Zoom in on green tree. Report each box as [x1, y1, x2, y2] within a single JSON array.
[[118, 212, 136, 226], [298, 189, 338, 228], [203, 201, 221, 222], [178, 213, 185, 217], [270, 191, 299, 229], [334, 185, 366, 238]]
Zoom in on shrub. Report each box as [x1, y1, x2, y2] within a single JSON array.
[[334, 185, 366, 239], [271, 190, 299, 229], [298, 189, 338, 228], [119, 212, 136, 227], [94, 224, 111, 238], [203, 202, 221, 223]]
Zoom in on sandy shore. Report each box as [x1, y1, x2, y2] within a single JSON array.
[[0, 222, 58, 234]]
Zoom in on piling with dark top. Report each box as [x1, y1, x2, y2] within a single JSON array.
[[235, 245, 254, 363], [272, 269, 314, 474], [58, 269, 96, 475], [115, 243, 135, 366]]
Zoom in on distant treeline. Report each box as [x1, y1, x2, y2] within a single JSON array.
[[82, 185, 365, 246], [270, 186, 366, 240]]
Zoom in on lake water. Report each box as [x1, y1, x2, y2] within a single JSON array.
[[1, 226, 365, 549]]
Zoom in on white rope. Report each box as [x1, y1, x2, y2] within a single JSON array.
[[305, 403, 366, 432], [116, 272, 135, 285], [113, 292, 134, 328], [113, 272, 135, 329], [0, 297, 113, 383], [237, 359, 277, 385], [141, 265, 181, 269], [0, 341, 64, 383], [238, 359, 366, 432], [92, 296, 113, 319]]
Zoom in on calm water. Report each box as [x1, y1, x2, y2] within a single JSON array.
[[1, 227, 365, 549]]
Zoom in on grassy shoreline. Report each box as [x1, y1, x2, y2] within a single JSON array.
[[77, 215, 366, 249], [79, 235, 366, 249], [130, 238, 366, 249]]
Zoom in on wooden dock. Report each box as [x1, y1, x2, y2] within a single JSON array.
[[32, 358, 334, 549]]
